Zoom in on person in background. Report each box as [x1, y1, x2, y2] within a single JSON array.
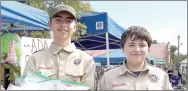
[[168, 70, 173, 82], [170, 70, 181, 90]]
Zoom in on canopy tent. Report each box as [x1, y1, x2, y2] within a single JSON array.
[[180, 59, 187, 64], [94, 49, 125, 65], [94, 49, 163, 65], [74, 12, 126, 66], [1, 1, 49, 32], [147, 54, 165, 64], [75, 12, 125, 50], [179, 59, 187, 74], [2, 22, 45, 32]]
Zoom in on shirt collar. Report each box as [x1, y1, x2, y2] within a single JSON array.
[[49, 42, 76, 54], [119, 59, 152, 75]]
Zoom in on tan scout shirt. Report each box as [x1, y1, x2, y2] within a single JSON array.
[[98, 61, 173, 90], [24, 42, 95, 87]]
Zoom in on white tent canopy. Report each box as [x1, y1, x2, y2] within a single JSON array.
[[180, 59, 187, 64]]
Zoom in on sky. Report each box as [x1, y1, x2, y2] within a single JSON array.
[[89, 1, 187, 54]]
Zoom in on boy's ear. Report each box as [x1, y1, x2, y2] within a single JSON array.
[[74, 23, 77, 32], [48, 20, 51, 28]]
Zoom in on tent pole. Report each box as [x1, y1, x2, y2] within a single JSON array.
[[106, 32, 110, 68]]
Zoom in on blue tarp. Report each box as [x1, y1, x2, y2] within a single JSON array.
[[1, 1, 49, 31], [94, 49, 160, 65], [74, 12, 125, 50], [94, 49, 125, 64]]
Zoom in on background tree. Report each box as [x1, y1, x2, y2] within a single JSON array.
[[152, 40, 158, 44], [169, 45, 187, 69], [170, 45, 178, 65], [178, 53, 187, 62]]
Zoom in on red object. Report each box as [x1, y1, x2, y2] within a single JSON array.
[[6, 40, 17, 64]]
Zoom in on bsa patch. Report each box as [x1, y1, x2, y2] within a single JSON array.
[[74, 59, 81, 65], [148, 74, 159, 83]]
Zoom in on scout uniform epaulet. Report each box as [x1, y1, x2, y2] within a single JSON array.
[[104, 66, 119, 72], [32, 49, 44, 54]]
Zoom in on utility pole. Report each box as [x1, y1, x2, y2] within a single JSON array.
[[177, 35, 182, 69], [177, 35, 180, 57]]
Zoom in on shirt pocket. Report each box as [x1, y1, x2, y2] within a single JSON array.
[[38, 68, 58, 78], [147, 82, 163, 90], [65, 71, 83, 82], [112, 85, 131, 90], [65, 57, 84, 82]]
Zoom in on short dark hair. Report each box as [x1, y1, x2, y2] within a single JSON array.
[[121, 26, 152, 48]]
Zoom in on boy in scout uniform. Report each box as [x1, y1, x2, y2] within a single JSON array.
[[23, 4, 95, 88], [98, 26, 173, 90]]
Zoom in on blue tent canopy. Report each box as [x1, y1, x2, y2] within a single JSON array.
[[94, 49, 125, 64], [74, 12, 125, 50], [1, 1, 49, 31], [94, 49, 157, 65]]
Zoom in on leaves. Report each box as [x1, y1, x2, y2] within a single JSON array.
[[152, 40, 158, 44], [170, 45, 178, 54], [0, 52, 8, 60], [169, 45, 187, 68], [31, 31, 44, 38], [25, 0, 47, 11], [63, 0, 92, 13], [4, 63, 21, 81], [72, 22, 87, 40], [4, 63, 10, 69], [15, 44, 21, 61]]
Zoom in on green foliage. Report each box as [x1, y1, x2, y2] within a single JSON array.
[[152, 40, 158, 44], [31, 31, 44, 38], [23, 0, 47, 10], [0, 52, 7, 61], [29, 31, 50, 38], [4, 63, 21, 81], [1, 43, 21, 81], [169, 45, 187, 68], [72, 22, 87, 40], [170, 45, 178, 54], [15, 45, 21, 61], [0, 33, 21, 81], [170, 45, 178, 64], [177, 53, 187, 62], [63, 0, 92, 13], [43, 31, 50, 38]]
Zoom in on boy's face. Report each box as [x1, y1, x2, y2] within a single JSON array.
[[123, 35, 149, 65], [48, 11, 77, 41]]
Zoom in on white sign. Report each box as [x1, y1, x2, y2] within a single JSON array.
[[96, 21, 104, 30], [20, 37, 53, 75]]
